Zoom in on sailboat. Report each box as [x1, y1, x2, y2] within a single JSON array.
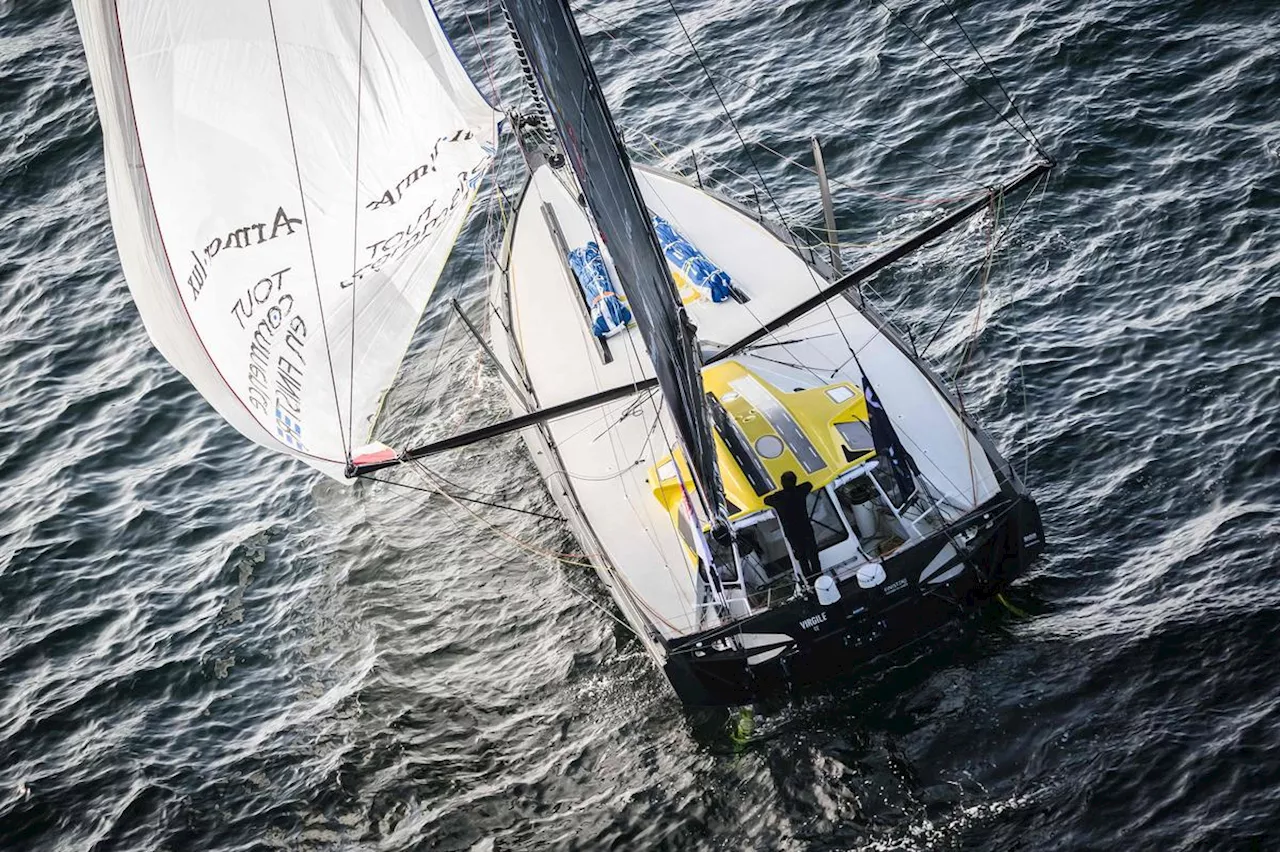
[[77, 0, 1049, 707]]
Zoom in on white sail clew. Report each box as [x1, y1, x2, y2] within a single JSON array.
[[75, 0, 499, 480]]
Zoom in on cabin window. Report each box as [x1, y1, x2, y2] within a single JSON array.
[[826, 386, 856, 404], [807, 488, 849, 550], [734, 517, 794, 585], [835, 420, 874, 459]]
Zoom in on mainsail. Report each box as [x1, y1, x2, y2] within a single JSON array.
[[75, 0, 499, 481], [502, 0, 727, 520]]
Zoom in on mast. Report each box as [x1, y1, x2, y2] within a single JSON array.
[[499, 0, 729, 524]]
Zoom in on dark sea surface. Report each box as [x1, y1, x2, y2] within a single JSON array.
[[3, 0, 1279, 849]]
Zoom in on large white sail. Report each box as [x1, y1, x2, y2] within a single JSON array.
[[75, 0, 499, 480]]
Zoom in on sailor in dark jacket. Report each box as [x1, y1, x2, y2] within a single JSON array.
[[764, 471, 823, 578]]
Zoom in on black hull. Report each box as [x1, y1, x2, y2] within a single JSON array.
[[660, 494, 1045, 707]]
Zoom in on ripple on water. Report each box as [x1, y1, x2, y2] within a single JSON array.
[[2, 0, 1280, 849]]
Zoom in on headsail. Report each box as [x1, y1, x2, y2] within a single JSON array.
[[502, 0, 726, 520], [75, 0, 499, 480]]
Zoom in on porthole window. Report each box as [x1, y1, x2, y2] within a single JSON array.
[[754, 434, 785, 459]]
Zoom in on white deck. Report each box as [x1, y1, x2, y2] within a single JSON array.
[[489, 163, 998, 639]]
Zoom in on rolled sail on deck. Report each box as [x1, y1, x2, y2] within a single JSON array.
[[74, 0, 499, 480]]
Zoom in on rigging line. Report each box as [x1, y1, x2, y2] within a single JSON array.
[[496, 124, 519, 202], [737, 351, 839, 377], [918, 170, 1047, 357], [616, 319, 702, 615], [628, 397, 667, 469], [464, 4, 503, 109], [1018, 169, 1050, 487], [387, 312, 463, 469], [826, 350, 861, 379], [362, 473, 565, 522], [488, 159, 511, 235], [1017, 301, 1032, 486], [956, 193, 1001, 382], [871, 0, 1042, 154], [938, 0, 1047, 156], [549, 398, 617, 447], [413, 458, 528, 503], [347, 0, 367, 457], [602, 559, 685, 634], [639, 185, 831, 384], [954, 192, 999, 504], [548, 457, 647, 483], [687, 148, 977, 216], [640, 127, 678, 169], [920, 263, 984, 360], [545, 391, 665, 477], [419, 306, 459, 405], [393, 462, 643, 639], [409, 459, 590, 560], [466, 508, 643, 640], [628, 123, 983, 208], [661, 1, 867, 369], [967, 193, 1008, 393], [743, 332, 845, 350], [742, 310, 874, 344], [558, 574, 645, 640], [266, 0, 350, 459], [411, 456, 684, 637], [576, 6, 984, 188], [590, 387, 662, 443]]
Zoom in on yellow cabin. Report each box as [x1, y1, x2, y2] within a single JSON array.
[[648, 360, 878, 533]]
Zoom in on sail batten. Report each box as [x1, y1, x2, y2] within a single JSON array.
[[76, 0, 499, 481]]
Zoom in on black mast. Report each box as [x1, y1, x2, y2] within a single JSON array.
[[499, 0, 727, 521]]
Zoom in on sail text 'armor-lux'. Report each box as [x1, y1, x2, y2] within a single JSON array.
[[185, 205, 303, 301]]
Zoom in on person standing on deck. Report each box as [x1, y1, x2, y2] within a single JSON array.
[[764, 471, 823, 578]]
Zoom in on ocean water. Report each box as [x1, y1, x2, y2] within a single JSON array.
[[2, 0, 1279, 849]]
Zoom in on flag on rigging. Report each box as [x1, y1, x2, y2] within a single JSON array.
[[862, 375, 920, 499]]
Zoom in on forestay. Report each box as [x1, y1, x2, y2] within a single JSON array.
[[75, 0, 499, 480]]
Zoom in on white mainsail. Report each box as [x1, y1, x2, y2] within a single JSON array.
[[76, 0, 499, 480]]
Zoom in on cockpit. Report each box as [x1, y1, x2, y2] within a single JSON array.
[[649, 359, 945, 626], [688, 458, 933, 614]]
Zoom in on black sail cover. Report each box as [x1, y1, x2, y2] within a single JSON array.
[[503, 0, 726, 520]]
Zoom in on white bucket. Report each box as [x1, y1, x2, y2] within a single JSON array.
[[814, 574, 841, 606], [856, 562, 887, 589]]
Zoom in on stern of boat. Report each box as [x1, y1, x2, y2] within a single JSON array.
[[661, 492, 1044, 707]]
